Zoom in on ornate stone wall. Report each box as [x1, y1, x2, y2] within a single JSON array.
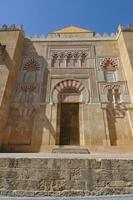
[[0, 25, 133, 152]]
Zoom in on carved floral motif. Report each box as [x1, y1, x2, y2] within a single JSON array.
[[54, 79, 84, 92], [20, 84, 37, 92], [23, 58, 40, 71], [100, 57, 118, 71]]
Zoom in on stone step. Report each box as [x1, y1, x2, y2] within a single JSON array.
[[52, 147, 89, 154]]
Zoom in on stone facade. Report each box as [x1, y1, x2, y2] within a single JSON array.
[[0, 25, 133, 152]]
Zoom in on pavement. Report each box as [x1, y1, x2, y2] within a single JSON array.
[[0, 153, 133, 159], [0, 194, 133, 200]]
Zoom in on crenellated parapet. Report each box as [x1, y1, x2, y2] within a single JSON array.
[[0, 24, 24, 31], [27, 32, 117, 40], [26, 25, 133, 41], [118, 24, 133, 32]]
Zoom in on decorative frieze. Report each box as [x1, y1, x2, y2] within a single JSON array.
[[52, 79, 89, 103], [54, 79, 84, 92], [48, 46, 93, 68]]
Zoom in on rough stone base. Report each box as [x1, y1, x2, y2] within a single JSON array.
[[0, 154, 133, 197]]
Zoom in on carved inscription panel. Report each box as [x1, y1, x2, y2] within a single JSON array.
[[13, 56, 46, 103]]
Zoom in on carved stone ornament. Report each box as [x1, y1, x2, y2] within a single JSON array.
[[100, 57, 118, 71]]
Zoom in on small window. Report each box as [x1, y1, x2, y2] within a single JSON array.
[[104, 71, 116, 82]]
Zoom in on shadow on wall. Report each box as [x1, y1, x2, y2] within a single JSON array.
[[0, 42, 12, 110], [1, 39, 56, 152], [0, 43, 15, 149], [106, 102, 127, 146]]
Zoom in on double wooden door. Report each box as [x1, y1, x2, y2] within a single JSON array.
[[60, 103, 79, 145]]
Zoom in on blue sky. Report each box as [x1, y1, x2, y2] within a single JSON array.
[[0, 0, 133, 35]]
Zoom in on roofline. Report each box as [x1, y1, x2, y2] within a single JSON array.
[[49, 25, 95, 34], [49, 31, 95, 34]]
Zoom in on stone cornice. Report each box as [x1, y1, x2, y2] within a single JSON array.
[[26, 36, 117, 42]]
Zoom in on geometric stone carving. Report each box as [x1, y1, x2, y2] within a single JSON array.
[[100, 57, 118, 71], [50, 48, 90, 68], [23, 58, 40, 71], [52, 79, 89, 103], [20, 84, 37, 92], [54, 79, 85, 92]]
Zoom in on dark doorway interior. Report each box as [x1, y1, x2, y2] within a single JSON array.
[[60, 103, 79, 145]]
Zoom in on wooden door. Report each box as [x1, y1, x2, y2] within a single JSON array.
[[60, 103, 79, 145]]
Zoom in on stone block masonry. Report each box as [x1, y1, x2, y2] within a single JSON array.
[[0, 154, 133, 197]]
